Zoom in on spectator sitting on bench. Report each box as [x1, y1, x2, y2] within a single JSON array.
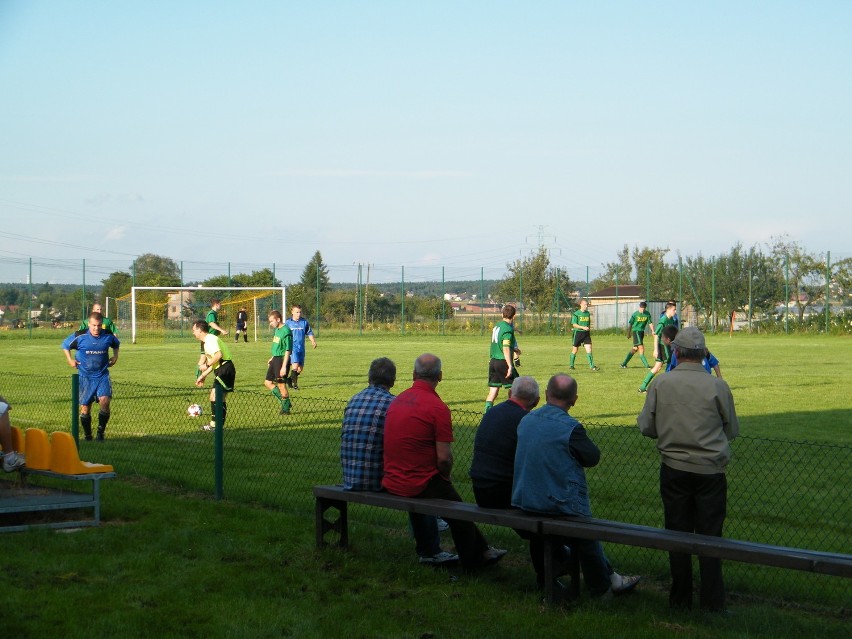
[[1, 396, 26, 472], [471, 375, 570, 590], [382, 353, 507, 571], [512, 374, 641, 598], [340, 357, 456, 567]]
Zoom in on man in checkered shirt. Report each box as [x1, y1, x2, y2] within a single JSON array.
[[340, 357, 398, 491]]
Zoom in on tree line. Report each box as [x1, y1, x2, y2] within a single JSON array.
[[2, 239, 848, 329]]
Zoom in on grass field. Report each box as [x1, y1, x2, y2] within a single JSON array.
[[2, 331, 851, 637]]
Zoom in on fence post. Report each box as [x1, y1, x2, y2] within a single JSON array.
[[71, 373, 80, 447], [825, 251, 831, 333], [214, 382, 224, 500]]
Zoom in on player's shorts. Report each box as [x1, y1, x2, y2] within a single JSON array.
[[632, 330, 646, 347], [572, 331, 592, 348], [291, 349, 306, 365], [213, 360, 236, 391], [488, 358, 518, 388], [655, 343, 671, 364], [266, 356, 291, 383], [235, 321, 246, 331], [79, 375, 113, 405]]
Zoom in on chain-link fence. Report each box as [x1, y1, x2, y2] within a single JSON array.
[[3, 372, 850, 608], [2, 253, 850, 337]]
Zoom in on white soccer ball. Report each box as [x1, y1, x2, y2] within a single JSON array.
[[187, 403, 203, 417]]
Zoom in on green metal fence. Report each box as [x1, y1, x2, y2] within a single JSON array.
[[2, 372, 850, 609]]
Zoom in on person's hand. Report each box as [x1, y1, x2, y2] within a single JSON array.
[[195, 378, 205, 387]]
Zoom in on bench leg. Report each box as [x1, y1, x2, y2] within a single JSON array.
[[543, 535, 581, 604], [315, 497, 348, 549]]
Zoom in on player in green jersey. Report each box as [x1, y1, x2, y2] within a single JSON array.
[[485, 304, 520, 412], [638, 303, 677, 393], [569, 299, 599, 371], [620, 301, 652, 369], [78, 303, 117, 334], [265, 310, 293, 415]]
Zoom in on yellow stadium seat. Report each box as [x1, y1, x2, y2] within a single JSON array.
[[24, 428, 51, 470], [49, 432, 114, 475]]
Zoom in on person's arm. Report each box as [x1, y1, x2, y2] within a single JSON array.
[[108, 346, 119, 367], [568, 425, 600, 468], [637, 387, 658, 438], [309, 335, 317, 348], [209, 321, 228, 336], [197, 349, 223, 384], [62, 334, 79, 368], [280, 350, 291, 377], [435, 441, 453, 479]]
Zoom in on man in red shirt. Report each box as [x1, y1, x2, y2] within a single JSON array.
[[383, 353, 507, 571]]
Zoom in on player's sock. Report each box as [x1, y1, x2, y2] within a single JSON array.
[[96, 411, 110, 440], [210, 401, 216, 423], [271, 386, 288, 407], [80, 414, 93, 440], [282, 397, 291, 413], [639, 371, 655, 391], [244, 334, 247, 343], [290, 371, 300, 389], [622, 352, 633, 366], [569, 353, 576, 368], [639, 354, 650, 368], [484, 401, 493, 412], [587, 354, 594, 368]]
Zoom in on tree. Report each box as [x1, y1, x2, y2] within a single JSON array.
[[134, 253, 181, 287], [101, 271, 133, 302], [768, 237, 843, 323], [494, 247, 563, 319], [594, 245, 634, 288], [300, 251, 330, 292]]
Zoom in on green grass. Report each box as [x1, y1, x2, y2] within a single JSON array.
[[2, 332, 851, 637]]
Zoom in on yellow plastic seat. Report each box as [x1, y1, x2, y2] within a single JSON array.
[[24, 428, 51, 470], [11, 426, 25, 454], [49, 432, 114, 474]]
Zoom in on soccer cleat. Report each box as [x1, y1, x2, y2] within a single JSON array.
[[568, 366, 575, 370], [202, 421, 216, 431], [2, 451, 26, 473], [419, 550, 459, 566], [619, 364, 627, 369], [591, 366, 600, 372], [279, 407, 290, 415], [638, 388, 647, 394]]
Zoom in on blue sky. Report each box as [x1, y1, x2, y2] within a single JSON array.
[[1, 1, 849, 284]]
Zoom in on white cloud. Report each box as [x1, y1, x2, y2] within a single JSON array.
[[104, 226, 127, 242]]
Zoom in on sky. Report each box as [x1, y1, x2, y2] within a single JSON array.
[[1, 1, 850, 285]]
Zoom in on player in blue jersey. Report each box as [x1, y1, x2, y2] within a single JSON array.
[[285, 305, 317, 390], [62, 312, 121, 441]]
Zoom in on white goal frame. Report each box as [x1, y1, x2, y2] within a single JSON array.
[[129, 286, 286, 344]]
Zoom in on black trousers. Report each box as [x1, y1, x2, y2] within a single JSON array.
[[660, 464, 727, 611]]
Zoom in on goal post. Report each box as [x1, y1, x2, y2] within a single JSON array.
[[119, 286, 286, 344]]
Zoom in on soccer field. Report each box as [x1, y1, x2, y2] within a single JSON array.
[[5, 331, 850, 443], [3, 331, 851, 609]]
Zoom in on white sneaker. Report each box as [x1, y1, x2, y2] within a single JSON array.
[[419, 551, 459, 566], [2, 451, 25, 472], [202, 421, 215, 432], [611, 572, 641, 594], [437, 517, 449, 532]]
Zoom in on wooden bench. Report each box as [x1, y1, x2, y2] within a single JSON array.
[[314, 484, 852, 604]]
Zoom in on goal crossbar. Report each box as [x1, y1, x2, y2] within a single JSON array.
[[129, 286, 286, 344]]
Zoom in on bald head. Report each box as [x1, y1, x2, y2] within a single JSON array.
[[413, 353, 442, 385], [92, 303, 103, 314], [545, 374, 578, 410], [509, 376, 540, 410]]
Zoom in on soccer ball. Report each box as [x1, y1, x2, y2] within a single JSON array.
[[187, 403, 203, 417]]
